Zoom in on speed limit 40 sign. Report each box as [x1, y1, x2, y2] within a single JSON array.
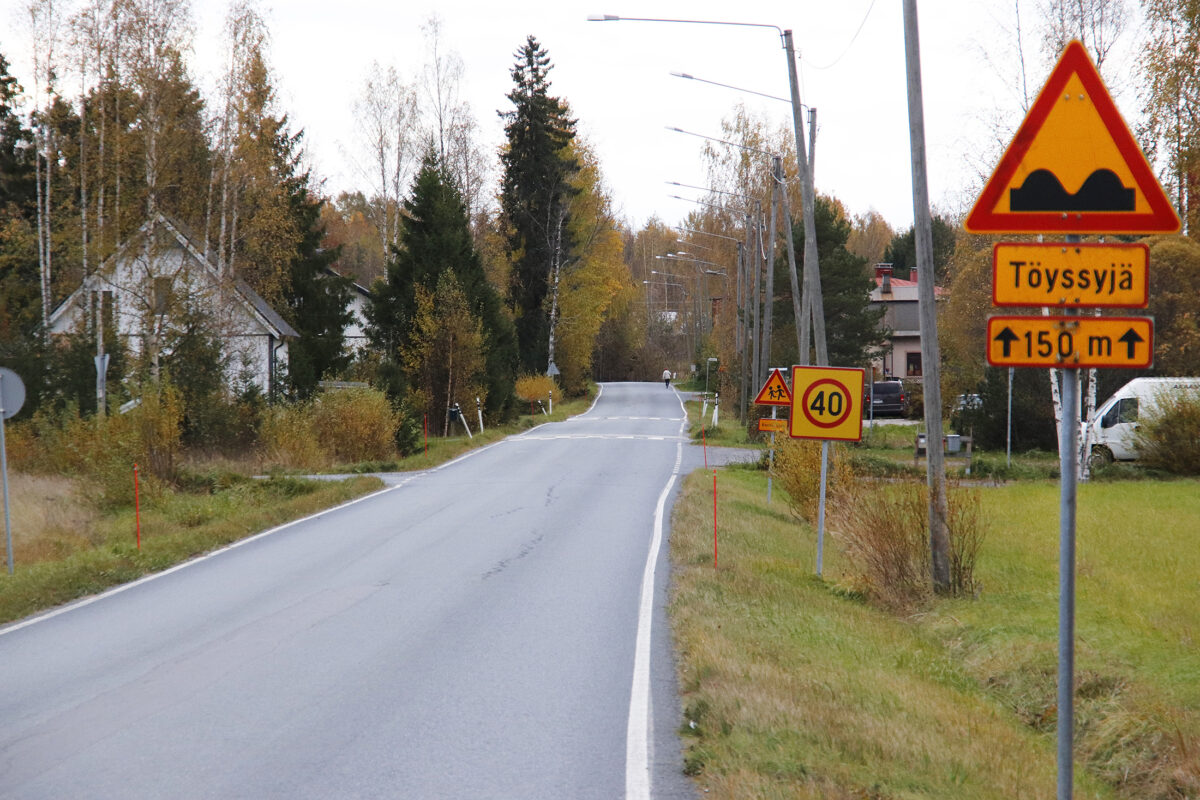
[[788, 365, 865, 442]]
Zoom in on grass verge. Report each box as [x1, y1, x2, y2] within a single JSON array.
[[670, 467, 1199, 798], [0, 474, 383, 625]]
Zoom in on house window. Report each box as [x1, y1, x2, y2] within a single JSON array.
[[906, 352, 922, 377], [153, 277, 172, 315]]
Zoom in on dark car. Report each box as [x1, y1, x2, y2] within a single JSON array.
[[868, 381, 906, 416]]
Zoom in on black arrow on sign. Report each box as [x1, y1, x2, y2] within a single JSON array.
[[994, 326, 1019, 357], [1118, 328, 1144, 359]]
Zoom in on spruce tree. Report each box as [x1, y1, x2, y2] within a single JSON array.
[[279, 131, 352, 400], [369, 151, 517, 418], [499, 36, 578, 374]]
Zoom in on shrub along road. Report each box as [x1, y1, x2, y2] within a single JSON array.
[[0, 383, 752, 799]]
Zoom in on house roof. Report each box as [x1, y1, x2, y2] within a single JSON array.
[[49, 212, 298, 339], [870, 275, 947, 302]]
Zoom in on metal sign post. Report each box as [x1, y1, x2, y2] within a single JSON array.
[[964, 38, 1177, 798], [1058, 365, 1079, 799], [1, 368, 28, 575]]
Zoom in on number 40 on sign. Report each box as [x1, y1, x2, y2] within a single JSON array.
[[788, 365, 865, 442]]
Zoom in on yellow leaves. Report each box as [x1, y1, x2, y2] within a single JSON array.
[[400, 271, 487, 419], [551, 138, 631, 392]]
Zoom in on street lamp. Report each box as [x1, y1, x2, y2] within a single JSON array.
[[678, 226, 739, 243], [590, 13, 826, 367], [670, 71, 791, 104]]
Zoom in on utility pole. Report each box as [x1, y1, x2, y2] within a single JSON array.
[[902, 0, 951, 592], [783, 30, 827, 366]]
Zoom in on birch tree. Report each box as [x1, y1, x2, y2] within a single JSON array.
[[351, 61, 419, 261], [419, 15, 489, 228], [26, 0, 63, 339], [1140, 0, 1200, 237]]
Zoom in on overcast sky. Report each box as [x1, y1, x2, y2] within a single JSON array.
[[4, 0, 1145, 232]]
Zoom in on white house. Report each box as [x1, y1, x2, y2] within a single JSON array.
[[48, 213, 298, 396], [338, 273, 372, 352]]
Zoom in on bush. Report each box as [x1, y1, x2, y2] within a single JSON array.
[[261, 387, 400, 469], [1134, 387, 1200, 475], [514, 374, 559, 406], [10, 382, 183, 508], [773, 439, 855, 524], [310, 387, 399, 464], [833, 479, 985, 609]]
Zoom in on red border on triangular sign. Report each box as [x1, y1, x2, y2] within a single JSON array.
[[965, 40, 1179, 234], [753, 369, 791, 406]]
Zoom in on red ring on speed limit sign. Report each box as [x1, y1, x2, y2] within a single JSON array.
[[800, 378, 854, 429]]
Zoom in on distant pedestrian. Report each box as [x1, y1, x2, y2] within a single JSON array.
[[662, 368, 672, 388]]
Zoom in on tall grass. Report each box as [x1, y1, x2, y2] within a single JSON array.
[[670, 467, 1199, 798], [670, 468, 1109, 799], [834, 479, 985, 608]]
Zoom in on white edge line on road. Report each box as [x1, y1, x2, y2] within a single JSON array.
[[626, 406, 686, 800], [0, 482, 403, 638], [3, 386, 602, 639], [520, 383, 604, 436]]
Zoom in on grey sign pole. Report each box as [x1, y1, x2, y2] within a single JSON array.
[[1007, 367, 1014, 468], [1, 368, 28, 575], [1, 383, 11, 575], [1059, 366, 1079, 799], [1057, 234, 1082, 800]]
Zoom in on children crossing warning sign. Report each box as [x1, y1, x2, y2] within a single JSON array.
[[965, 40, 1179, 234], [753, 369, 792, 406]]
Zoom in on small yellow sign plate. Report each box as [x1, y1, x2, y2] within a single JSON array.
[[788, 366, 865, 442], [987, 315, 1153, 368], [992, 242, 1148, 308], [758, 418, 787, 433]]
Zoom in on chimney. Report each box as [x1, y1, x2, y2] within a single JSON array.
[[910, 266, 918, 283], [875, 263, 893, 293]]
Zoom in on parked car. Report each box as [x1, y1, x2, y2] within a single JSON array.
[[1084, 377, 1200, 465], [868, 380, 906, 417]]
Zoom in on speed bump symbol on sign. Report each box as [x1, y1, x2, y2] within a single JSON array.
[[788, 366, 865, 442], [965, 40, 1179, 235]]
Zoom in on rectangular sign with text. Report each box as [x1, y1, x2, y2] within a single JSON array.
[[986, 315, 1154, 369], [992, 242, 1148, 308]]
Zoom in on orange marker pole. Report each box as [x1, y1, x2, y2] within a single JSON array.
[[133, 464, 141, 550]]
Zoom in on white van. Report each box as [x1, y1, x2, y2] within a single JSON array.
[[1085, 377, 1200, 464]]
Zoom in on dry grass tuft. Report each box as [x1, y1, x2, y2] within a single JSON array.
[[773, 438, 854, 525], [833, 478, 985, 609], [4, 473, 100, 565]]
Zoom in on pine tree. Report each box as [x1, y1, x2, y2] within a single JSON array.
[[499, 36, 578, 374], [882, 215, 957, 283], [786, 196, 885, 368]]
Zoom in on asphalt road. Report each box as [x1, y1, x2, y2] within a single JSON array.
[[0, 382, 750, 799]]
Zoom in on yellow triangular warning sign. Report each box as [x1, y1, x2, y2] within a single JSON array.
[[753, 369, 792, 406], [966, 40, 1179, 235]]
